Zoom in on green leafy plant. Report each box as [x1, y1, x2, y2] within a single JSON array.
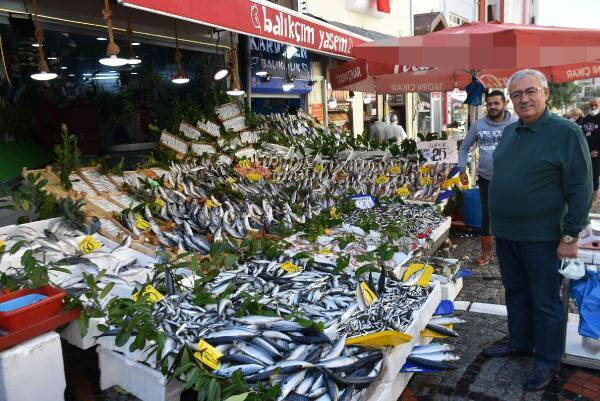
[[0, 173, 57, 223], [53, 123, 81, 190]]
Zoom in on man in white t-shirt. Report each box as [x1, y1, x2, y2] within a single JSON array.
[[384, 114, 407, 143]]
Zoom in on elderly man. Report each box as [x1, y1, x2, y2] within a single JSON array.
[[486, 69, 592, 391], [581, 97, 600, 206]]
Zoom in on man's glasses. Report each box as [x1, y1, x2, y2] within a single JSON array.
[[510, 87, 543, 101]]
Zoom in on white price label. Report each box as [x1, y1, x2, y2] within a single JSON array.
[[352, 194, 376, 209], [417, 139, 458, 165]]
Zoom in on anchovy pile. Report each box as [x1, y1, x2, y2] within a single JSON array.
[[340, 285, 432, 337], [343, 202, 446, 237]]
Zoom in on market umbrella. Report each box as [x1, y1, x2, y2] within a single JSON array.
[[351, 21, 600, 70], [331, 59, 600, 94]]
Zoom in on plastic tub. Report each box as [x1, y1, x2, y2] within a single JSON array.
[[462, 188, 482, 228], [0, 286, 66, 332]]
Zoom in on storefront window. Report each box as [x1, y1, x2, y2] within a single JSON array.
[[417, 92, 431, 134]]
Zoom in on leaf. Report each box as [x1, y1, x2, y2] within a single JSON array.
[[99, 282, 115, 299], [78, 312, 90, 337], [207, 378, 220, 401]]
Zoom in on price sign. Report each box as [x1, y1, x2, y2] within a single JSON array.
[[135, 216, 151, 231], [416, 139, 458, 165], [315, 164, 324, 173], [195, 339, 223, 370], [360, 282, 378, 305], [375, 175, 389, 185], [132, 285, 164, 303], [352, 194, 376, 210], [388, 165, 401, 175], [79, 235, 103, 254], [396, 186, 411, 197], [280, 261, 302, 273], [421, 177, 433, 185], [238, 159, 251, 169], [155, 197, 165, 208]]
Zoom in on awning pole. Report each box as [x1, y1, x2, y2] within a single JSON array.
[[244, 35, 252, 108]]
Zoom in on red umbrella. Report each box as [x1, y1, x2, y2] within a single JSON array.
[[351, 21, 600, 70]]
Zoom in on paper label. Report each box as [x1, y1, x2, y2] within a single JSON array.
[[330, 207, 341, 219], [135, 216, 151, 231], [375, 175, 389, 185], [246, 172, 262, 182], [352, 194, 376, 209], [319, 248, 333, 255], [225, 177, 236, 185], [194, 339, 223, 370], [420, 177, 433, 186], [396, 186, 411, 197], [418, 165, 430, 174], [0, 240, 5, 250], [132, 285, 164, 303], [314, 164, 324, 173], [324, 229, 332, 235], [274, 167, 283, 174], [155, 197, 165, 208], [79, 235, 103, 254], [388, 165, 401, 175], [280, 261, 302, 273], [238, 159, 251, 169], [360, 282, 378, 305], [205, 199, 217, 208]]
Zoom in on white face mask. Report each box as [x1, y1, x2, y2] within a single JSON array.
[[590, 109, 600, 116], [558, 258, 585, 280]]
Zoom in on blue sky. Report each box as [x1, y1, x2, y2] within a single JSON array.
[[537, 0, 600, 28]]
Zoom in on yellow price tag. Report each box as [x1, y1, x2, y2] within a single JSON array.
[[246, 172, 262, 182], [79, 235, 103, 254], [396, 186, 411, 197], [418, 165, 430, 174], [135, 215, 151, 231], [0, 239, 5, 250], [330, 207, 341, 219], [420, 177, 433, 186], [238, 159, 251, 168], [205, 199, 217, 208], [360, 282, 378, 305], [275, 166, 283, 174], [388, 165, 401, 175], [194, 339, 223, 370], [375, 175, 389, 185], [225, 177, 236, 185], [319, 248, 333, 255], [324, 229, 332, 235], [132, 284, 164, 303], [314, 164, 324, 173], [280, 261, 302, 273], [155, 197, 165, 208]]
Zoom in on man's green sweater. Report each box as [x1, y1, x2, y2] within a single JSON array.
[[489, 108, 593, 241]]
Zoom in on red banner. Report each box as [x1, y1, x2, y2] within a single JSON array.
[[330, 59, 369, 88], [122, 0, 369, 57]]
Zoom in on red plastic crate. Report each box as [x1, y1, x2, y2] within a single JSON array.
[[0, 286, 66, 332]]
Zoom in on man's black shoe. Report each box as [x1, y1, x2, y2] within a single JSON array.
[[523, 368, 557, 391], [482, 342, 533, 358]]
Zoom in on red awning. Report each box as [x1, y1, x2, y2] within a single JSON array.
[[122, 0, 370, 58], [351, 21, 600, 70]]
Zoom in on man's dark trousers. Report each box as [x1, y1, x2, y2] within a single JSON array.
[[495, 238, 564, 370]]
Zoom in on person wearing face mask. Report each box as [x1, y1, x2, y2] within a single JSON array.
[[581, 98, 600, 207], [458, 90, 517, 266]]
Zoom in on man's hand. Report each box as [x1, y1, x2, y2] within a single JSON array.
[[557, 241, 578, 259], [592, 150, 599, 158], [459, 172, 469, 185]]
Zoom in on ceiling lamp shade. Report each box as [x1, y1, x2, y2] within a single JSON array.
[[363, 94, 373, 104], [171, 20, 189, 84], [30, 0, 56, 81], [99, 0, 128, 67], [214, 67, 230, 80]]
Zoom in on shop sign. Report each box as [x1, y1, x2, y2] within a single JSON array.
[[310, 103, 324, 122], [250, 38, 311, 80], [417, 139, 458, 165], [122, 0, 369, 58]]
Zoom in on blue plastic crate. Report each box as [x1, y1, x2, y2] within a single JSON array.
[[0, 294, 48, 312]]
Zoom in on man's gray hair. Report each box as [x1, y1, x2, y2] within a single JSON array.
[[507, 69, 549, 91], [591, 97, 600, 103], [390, 113, 398, 122]]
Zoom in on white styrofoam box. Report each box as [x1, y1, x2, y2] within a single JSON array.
[[469, 302, 507, 316], [565, 313, 600, 361], [98, 347, 184, 401], [578, 249, 595, 264], [0, 332, 66, 401], [61, 317, 106, 350], [439, 277, 463, 301]]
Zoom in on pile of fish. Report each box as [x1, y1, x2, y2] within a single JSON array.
[[0, 219, 148, 292], [343, 202, 446, 239]]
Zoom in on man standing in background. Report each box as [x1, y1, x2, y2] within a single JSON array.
[[581, 97, 600, 207], [458, 90, 517, 265], [384, 114, 407, 143]]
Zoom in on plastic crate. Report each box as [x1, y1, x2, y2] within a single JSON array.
[[0, 286, 66, 332]]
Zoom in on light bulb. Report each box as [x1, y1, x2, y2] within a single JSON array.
[[282, 82, 294, 92], [172, 75, 190, 84], [363, 95, 373, 104], [226, 89, 245, 96], [31, 72, 57, 81], [214, 68, 230, 80], [96, 37, 108, 41], [131, 42, 140, 46], [99, 55, 129, 66], [256, 70, 268, 77]]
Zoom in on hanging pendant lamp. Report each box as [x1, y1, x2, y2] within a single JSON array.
[[30, 0, 56, 81], [226, 33, 244, 96], [171, 20, 189, 84], [125, 9, 141, 65], [99, 0, 128, 66]]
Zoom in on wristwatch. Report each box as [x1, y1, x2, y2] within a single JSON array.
[[561, 235, 577, 244]]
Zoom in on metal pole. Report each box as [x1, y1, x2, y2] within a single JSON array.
[[322, 78, 329, 130], [244, 35, 252, 108]]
